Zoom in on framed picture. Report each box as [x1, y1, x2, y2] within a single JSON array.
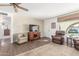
[[51, 22, 56, 29]]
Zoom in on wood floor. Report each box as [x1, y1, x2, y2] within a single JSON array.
[[17, 43, 79, 56], [0, 37, 51, 56]]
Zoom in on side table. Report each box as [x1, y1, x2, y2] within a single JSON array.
[[67, 37, 73, 47]]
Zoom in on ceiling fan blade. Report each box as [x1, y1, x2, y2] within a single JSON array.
[[13, 4, 17, 12], [10, 3, 21, 5], [0, 12, 7, 15], [0, 4, 11, 6], [15, 4, 28, 11], [15, 3, 21, 5]]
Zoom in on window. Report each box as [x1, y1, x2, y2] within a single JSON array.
[[67, 22, 79, 37]]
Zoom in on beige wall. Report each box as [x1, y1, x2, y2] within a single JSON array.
[[59, 19, 79, 32], [44, 17, 59, 38], [44, 17, 79, 38], [13, 13, 44, 37], [13, 12, 79, 39]]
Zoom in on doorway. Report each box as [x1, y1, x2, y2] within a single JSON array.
[[0, 14, 11, 46]]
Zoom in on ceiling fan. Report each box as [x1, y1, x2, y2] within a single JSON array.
[[0, 3, 29, 12]]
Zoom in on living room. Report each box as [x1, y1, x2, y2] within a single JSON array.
[[0, 3, 79, 56]]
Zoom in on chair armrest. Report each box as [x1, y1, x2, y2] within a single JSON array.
[[73, 39, 79, 45], [73, 39, 79, 42], [76, 40, 79, 41]]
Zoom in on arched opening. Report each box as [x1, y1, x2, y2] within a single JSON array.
[[66, 22, 79, 37]]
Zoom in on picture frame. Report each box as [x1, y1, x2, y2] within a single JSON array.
[[51, 22, 56, 29]]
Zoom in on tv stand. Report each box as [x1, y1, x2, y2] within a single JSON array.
[[28, 32, 40, 41]]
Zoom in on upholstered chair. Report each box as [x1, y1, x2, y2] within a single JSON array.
[[73, 39, 79, 50], [51, 31, 65, 45]]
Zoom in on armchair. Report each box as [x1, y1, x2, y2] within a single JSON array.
[[15, 33, 28, 44], [51, 31, 65, 45], [73, 39, 79, 50]]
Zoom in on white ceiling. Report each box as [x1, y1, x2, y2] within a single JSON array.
[[0, 3, 79, 20]]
